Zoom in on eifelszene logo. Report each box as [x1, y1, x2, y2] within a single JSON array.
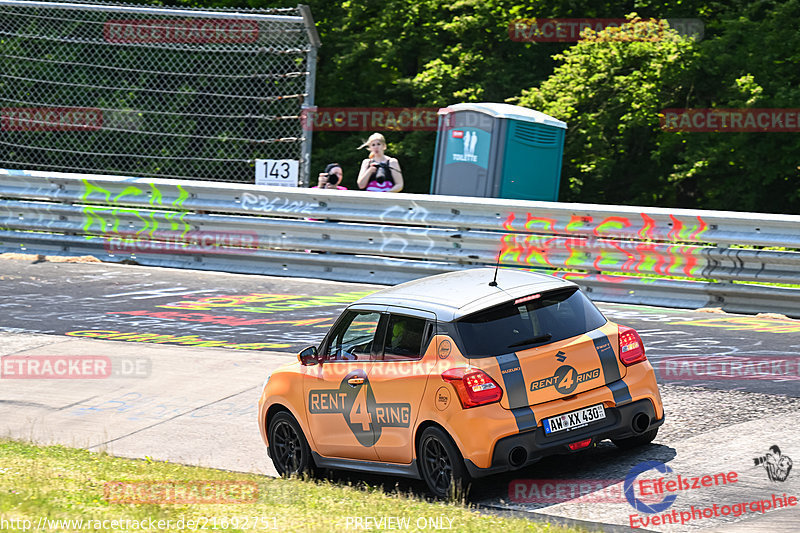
[[625, 461, 678, 513]]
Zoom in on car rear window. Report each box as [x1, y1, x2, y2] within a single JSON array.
[[454, 287, 607, 358]]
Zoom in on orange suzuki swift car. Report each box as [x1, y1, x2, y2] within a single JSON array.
[[258, 268, 664, 497]]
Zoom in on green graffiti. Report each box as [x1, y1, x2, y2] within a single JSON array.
[[164, 184, 192, 236], [174, 185, 189, 207], [80, 180, 192, 239]]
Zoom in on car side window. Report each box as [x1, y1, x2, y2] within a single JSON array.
[[382, 314, 428, 361], [324, 311, 381, 361]]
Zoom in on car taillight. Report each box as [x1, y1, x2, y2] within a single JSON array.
[[618, 326, 647, 366], [568, 438, 592, 451], [441, 367, 503, 408]]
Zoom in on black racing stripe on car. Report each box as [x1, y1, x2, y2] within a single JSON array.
[[607, 379, 633, 405], [496, 352, 536, 432], [509, 407, 536, 432], [587, 329, 632, 404]]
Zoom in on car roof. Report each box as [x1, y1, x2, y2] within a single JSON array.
[[353, 267, 576, 321]]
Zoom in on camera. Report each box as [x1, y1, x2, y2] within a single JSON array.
[[320, 172, 339, 187], [754, 455, 768, 466], [374, 161, 390, 181]]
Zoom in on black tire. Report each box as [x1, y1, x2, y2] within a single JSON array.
[[418, 426, 469, 499], [268, 411, 314, 477], [612, 427, 659, 450]]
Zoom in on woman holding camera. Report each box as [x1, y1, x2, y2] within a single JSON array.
[[356, 132, 404, 192], [314, 163, 347, 190]]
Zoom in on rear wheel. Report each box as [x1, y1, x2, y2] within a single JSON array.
[[612, 427, 659, 449], [418, 426, 469, 499], [268, 411, 314, 476]]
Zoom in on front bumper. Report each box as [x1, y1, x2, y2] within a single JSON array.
[[464, 398, 664, 478]]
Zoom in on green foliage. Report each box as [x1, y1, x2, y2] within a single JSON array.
[[514, 16, 701, 206], [515, 5, 800, 212]]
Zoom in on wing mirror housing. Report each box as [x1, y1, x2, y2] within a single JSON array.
[[298, 345, 320, 366]]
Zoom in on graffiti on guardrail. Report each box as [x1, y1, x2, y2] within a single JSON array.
[[4, 169, 800, 319], [240, 192, 315, 214], [81, 180, 193, 237], [498, 211, 710, 278], [501, 211, 709, 242], [378, 201, 436, 258]]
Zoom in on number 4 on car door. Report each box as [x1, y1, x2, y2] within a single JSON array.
[[302, 308, 382, 460]]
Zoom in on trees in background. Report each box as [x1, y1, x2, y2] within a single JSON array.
[[154, 1, 800, 211]]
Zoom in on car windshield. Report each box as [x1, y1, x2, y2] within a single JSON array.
[[454, 287, 607, 358]]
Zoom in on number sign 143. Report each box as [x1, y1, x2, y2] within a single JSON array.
[[255, 159, 299, 187]]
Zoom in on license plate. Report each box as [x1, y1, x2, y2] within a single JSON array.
[[543, 404, 606, 435]]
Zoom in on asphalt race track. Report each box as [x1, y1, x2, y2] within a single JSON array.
[[1, 257, 799, 532]]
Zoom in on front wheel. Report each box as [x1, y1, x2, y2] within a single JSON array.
[[612, 427, 659, 450], [418, 426, 469, 499], [268, 411, 314, 476]]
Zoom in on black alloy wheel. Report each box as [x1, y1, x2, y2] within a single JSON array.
[[268, 411, 313, 476], [418, 426, 468, 499]]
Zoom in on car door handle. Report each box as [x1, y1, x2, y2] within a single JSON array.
[[348, 377, 365, 386]]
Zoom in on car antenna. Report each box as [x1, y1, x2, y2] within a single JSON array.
[[489, 253, 500, 287]]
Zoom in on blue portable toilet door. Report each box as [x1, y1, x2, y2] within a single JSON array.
[[436, 111, 496, 197]]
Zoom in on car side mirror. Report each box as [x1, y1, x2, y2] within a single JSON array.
[[298, 345, 320, 366]]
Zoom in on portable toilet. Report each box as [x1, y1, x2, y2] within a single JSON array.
[[430, 102, 567, 201]]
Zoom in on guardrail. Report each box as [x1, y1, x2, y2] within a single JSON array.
[[2, 168, 799, 317]]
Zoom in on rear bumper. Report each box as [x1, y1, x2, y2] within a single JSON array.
[[465, 398, 663, 478]]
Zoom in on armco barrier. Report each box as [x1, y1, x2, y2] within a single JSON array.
[[1, 168, 799, 317]]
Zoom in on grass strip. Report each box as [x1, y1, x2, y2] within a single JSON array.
[[0, 439, 582, 532]]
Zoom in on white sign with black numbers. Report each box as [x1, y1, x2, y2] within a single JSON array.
[[255, 159, 299, 187]]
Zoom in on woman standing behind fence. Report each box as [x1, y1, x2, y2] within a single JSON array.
[[356, 133, 404, 192]]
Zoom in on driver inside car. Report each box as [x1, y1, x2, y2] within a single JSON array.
[[386, 319, 420, 358]]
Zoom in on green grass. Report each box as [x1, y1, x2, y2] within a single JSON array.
[[0, 439, 582, 532]]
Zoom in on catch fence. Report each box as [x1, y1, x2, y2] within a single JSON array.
[[0, 0, 319, 184]]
